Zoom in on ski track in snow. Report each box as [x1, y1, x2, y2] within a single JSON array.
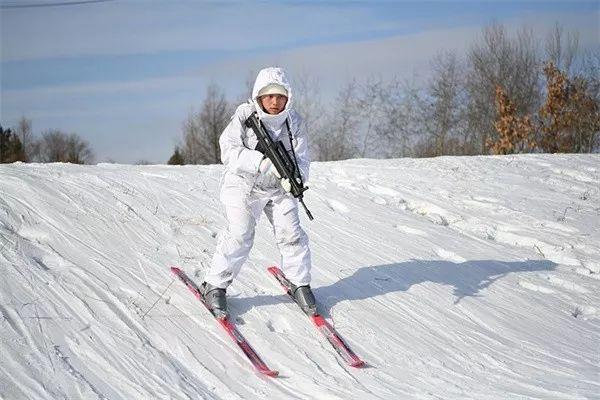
[[1, 155, 599, 400], [518, 280, 555, 294], [324, 198, 351, 215], [393, 224, 428, 237]]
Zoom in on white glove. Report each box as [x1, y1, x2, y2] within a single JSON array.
[[258, 157, 273, 174], [258, 157, 292, 192], [280, 178, 292, 193], [258, 158, 279, 187]]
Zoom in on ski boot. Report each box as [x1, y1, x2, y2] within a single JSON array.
[[201, 282, 228, 318], [291, 284, 317, 316]]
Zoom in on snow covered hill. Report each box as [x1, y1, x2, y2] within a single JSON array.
[[1, 154, 599, 400]]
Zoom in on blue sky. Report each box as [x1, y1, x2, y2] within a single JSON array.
[[1, 0, 599, 163]]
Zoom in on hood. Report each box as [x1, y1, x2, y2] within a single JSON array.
[[252, 67, 293, 132]]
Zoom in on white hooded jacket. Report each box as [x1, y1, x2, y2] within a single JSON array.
[[218, 67, 310, 196], [206, 67, 313, 289]]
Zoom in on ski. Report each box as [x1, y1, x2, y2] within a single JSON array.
[[170, 267, 279, 377], [267, 266, 365, 368]]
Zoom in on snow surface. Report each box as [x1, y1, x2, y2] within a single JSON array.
[[0, 154, 599, 400]]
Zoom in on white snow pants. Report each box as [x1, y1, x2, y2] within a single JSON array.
[[204, 185, 312, 289]]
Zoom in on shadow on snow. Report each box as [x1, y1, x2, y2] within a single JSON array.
[[233, 259, 557, 317]]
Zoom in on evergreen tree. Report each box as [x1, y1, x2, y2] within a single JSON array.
[[0, 126, 10, 162], [0, 125, 26, 163], [167, 146, 185, 165]]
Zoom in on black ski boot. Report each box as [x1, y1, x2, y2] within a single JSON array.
[[291, 284, 317, 316], [201, 282, 228, 318]]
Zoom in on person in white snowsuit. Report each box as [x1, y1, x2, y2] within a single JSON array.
[[201, 67, 315, 316]]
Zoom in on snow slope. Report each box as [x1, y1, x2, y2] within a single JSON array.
[[0, 154, 599, 400]]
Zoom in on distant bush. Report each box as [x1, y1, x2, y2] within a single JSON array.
[[36, 130, 94, 164]]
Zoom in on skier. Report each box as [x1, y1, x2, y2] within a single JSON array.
[[201, 67, 316, 317]]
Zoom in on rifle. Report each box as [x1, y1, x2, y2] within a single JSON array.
[[244, 112, 314, 221]]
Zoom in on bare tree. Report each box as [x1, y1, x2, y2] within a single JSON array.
[[181, 84, 231, 164], [376, 78, 425, 158], [229, 69, 257, 106], [313, 81, 359, 161], [354, 77, 389, 158], [14, 117, 34, 161], [545, 23, 579, 75], [422, 52, 469, 155], [36, 130, 94, 164], [465, 23, 541, 153], [292, 72, 328, 161], [580, 49, 600, 136]]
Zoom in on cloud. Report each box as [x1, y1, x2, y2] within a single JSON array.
[[1, 1, 404, 62], [187, 26, 474, 102], [0, 21, 490, 132], [190, 8, 599, 98]]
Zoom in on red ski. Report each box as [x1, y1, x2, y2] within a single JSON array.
[[267, 266, 365, 368], [170, 267, 278, 377]]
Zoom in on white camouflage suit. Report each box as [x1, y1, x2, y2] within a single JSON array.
[[204, 67, 312, 289]]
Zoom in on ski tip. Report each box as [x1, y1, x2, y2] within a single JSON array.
[[260, 369, 279, 377], [266, 266, 279, 274], [170, 266, 182, 274], [350, 360, 366, 368]]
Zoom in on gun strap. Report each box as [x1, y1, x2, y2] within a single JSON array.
[[285, 119, 303, 185]]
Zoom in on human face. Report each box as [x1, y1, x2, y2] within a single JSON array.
[[259, 94, 288, 115]]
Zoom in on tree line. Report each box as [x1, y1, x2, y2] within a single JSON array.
[[2, 22, 597, 166], [0, 118, 94, 164], [169, 22, 599, 165]]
